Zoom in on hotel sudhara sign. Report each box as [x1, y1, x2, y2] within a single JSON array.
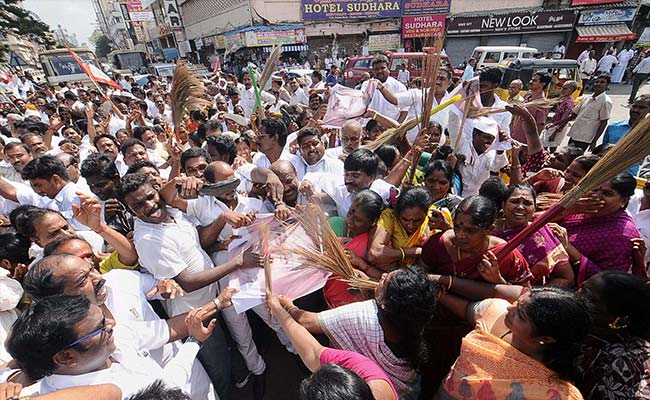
[[301, 0, 402, 21], [403, 14, 445, 38]]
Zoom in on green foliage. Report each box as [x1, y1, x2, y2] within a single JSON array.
[[0, 0, 54, 55], [90, 33, 113, 60]]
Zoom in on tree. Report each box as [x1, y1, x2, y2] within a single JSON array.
[[89, 31, 112, 60], [0, 0, 54, 57]]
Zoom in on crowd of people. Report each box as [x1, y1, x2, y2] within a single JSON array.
[[0, 51, 648, 400]]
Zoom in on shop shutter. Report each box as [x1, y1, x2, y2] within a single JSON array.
[[445, 37, 480, 68]]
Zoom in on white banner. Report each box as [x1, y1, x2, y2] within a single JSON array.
[[141, 0, 156, 7], [129, 11, 155, 21]]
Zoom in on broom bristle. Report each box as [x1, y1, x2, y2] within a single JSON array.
[[469, 97, 561, 118], [343, 276, 379, 290], [170, 62, 212, 128], [258, 45, 283, 92], [276, 206, 357, 278], [363, 117, 421, 152], [560, 116, 650, 208]]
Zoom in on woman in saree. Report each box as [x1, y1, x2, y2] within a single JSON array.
[[551, 173, 642, 285], [429, 277, 589, 400], [368, 187, 434, 269], [325, 190, 385, 308], [419, 195, 533, 285], [495, 184, 575, 287], [577, 271, 650, 400], [423, 160, 462, 213], [416, 196, 533, 398]]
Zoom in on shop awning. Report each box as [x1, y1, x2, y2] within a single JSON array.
[[263, 44, 309, 53], [575, 23, 637, 42]]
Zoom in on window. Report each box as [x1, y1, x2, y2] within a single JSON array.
[[503, 52, 519, 60], [483, 52, 501, 64]]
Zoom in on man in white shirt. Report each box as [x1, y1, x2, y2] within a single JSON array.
[[1, 142, 32, 184], [567, 74, 613, 151], [300, 148, 394, 217], [613, 43, 635, 83], [116, 172, 263, 397], [288, 77, 309, 106], [397, 63, 410, 86], [239, 71, 276, 118], [290, 127, 344, 180], [577, 45, 593, 65], [456, 117, 509, 196], [325, 120, 362, 160], [7, 293, 218, 399], [597, 51, 618, 74], [362, 55, 409, 122], [552, 41, 566, 59], [0, 155, 92, 231], [462, 58, 476, 81], [252, 118, 293, 168], [476, 68, 512, 135]]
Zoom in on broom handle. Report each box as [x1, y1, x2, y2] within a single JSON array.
[[494, 202, 566, 260]]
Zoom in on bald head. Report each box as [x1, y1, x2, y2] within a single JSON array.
[[270, 160, 296, 177], [270, 160, 299, 206], [55, 152, 79, 183], [340, 120, 362, 154], [204, 161, 235, 184]]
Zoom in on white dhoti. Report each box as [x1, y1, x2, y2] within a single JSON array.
[[611, 62, 628, 83]]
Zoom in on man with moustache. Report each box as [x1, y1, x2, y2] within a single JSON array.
[[289, 127, 344, 181], [362, 54, 408, 122]]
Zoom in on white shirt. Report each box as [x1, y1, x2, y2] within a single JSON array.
[[627, 189, 650, 264], [289, 152, 344, 181], [633, 57, 650, 74], [567, 92, 612, 143], [0, 269, 22, 363], [457, 137, 509, 197], [325, 146, 345, 159], [618, 49, 635, 66], [363, 76, 408, 121], [552, 44, 565, 59], [290, 87, 310, 106], [305, 172, 394, 217], [397, 70, 410, 85], [240, 86, 276, 118], [396, 88, 452, 143], [38, 320, 214, 400], [597, 55, 618, 73], [252, 149, 293, 169], [108, 114, 127, 136], [0, 161, 25, 184], [14, 181, 93, 231], [580, 58, 598, 79], [577, 50, 590, 65], [133, 208, 217, 317]]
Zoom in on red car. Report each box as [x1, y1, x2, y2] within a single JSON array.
[[342, 51, 462, 87]]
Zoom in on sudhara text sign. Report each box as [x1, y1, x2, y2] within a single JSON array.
[[402, 0, 450, 16], [402, 14, 446, 38], [301, 0, 402, 21]]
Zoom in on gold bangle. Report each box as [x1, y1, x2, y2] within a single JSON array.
[[399, 247, 406, 261], [511, 165, 521, 170], [447, 275, 453, 291]]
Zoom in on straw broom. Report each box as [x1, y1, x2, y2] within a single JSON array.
[[469, 97, 561, 119], [259, 223, 272, 295], [276, 206, 363, 280], [364, 95, 462, 152], [495, 116, 650, 259], [170, 62, 212, 134], [254, 45, 283, 121]]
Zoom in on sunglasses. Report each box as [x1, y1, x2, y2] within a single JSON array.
[[66, 313, 107, 349]]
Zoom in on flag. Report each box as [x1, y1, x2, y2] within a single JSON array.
[[65, 46, 122, 91], [212, 55, 220, 75], [0, 68, 12, 84]]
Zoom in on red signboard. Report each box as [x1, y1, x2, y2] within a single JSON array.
[[575, 32, 636, 42], [571, 0, 622, 5], [402, 14, 446, 39]]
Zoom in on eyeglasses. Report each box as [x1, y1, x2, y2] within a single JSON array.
[[66, 314, 107, 349]]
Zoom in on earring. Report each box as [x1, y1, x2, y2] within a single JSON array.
[[608, 316, 628, 330], [539, 341, 545, 345]]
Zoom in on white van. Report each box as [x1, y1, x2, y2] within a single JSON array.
[[471, 46, 539, 70]]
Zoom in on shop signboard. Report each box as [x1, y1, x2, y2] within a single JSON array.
[[638, 27, 650, 46], [572, 0, 623, 5], [301, 0, 402, 21], [578, 9, 635, 26], [368, 33, 401, 52], [402, 0, 451, 16], [402, 14, 445, 38], [126, 0, 154, 21], [447, 10, 577, 36], [163, 0, 182, 28], [244, 29, 306, 47]]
